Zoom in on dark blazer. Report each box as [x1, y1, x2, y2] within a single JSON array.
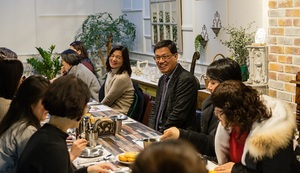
[[148, 64, 198, 133]]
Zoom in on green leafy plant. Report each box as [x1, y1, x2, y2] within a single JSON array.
[[221, 22, 255, 66], [27, 45, 61, 79], [194, 34, 205, 53], [75, 12, 136, 68]]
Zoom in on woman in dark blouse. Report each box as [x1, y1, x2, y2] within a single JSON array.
[[17, 75, 112, 173]]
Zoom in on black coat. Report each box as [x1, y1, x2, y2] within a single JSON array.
[[179, 95, 219, 161], [232, 142, 300, 173], [148, 64, 198, 133], [17, 124, 87, 173]]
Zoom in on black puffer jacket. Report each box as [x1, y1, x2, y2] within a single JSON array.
[[179, 95, 219, 162]]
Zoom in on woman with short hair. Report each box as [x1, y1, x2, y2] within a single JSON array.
[[213, 80, 300, 173], [61, 49, 100, 101], [131, 139, 208, 173], [17, 75, 112, 173]]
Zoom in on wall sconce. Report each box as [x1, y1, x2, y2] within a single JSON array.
[[211, 11, 222, 37], [200, 25, 209, 47]]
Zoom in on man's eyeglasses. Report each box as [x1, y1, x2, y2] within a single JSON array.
[[153, 54, 174, 61]]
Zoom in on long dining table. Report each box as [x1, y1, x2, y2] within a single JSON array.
[[72, 103, 217, 172], [72, 103, 161, 171]]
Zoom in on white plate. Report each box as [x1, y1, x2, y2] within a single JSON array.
[[116, 152, 138, 165]]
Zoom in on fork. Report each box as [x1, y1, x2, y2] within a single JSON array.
[[76, 154, 112, 166]]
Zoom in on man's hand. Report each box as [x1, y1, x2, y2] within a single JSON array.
[[160, 127, 180, 140]]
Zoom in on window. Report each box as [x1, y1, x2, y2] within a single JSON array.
[[150, 0, 182, 52]]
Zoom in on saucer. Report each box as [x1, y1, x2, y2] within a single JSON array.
[[79, 147, 103, 158]]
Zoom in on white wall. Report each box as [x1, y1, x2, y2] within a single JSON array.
[[0, 0, 36, 54], [0, 0, 268, 77], [0, 0, 122, 55], [123, 0, 267, 76]]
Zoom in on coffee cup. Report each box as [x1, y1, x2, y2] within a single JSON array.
[[111, 116, 124, 134], [115, 119, 122, 134], [143, 138, 160, 148]]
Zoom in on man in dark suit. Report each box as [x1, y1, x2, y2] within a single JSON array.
[[148, 40, 198, 133]]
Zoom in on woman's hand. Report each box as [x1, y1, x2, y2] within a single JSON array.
[[160, 127, 180, 140], [69, 139, 88, 161], [214, 162, 235, 173], [87, 163, 113, 173]]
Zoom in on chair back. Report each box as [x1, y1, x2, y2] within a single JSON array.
[[127, 81, 145, 122], [142, 93, 152, 125], [98, 81, 105, 102]]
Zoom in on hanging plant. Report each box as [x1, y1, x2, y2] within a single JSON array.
[[194, 34, 205, 53]]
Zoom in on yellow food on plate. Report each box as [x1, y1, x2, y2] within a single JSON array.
[[208, 170, 216, 173], [124, 152, 138, 159], [118, 154, 128, 162], [127, 158, 135, 162], [118, 152, 138, 162]]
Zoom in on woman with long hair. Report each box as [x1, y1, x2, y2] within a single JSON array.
[[70, 41, 95, 73], [99, 45, 134, 114], [0, 58, 24, 122], [0, 75, 49, 172]]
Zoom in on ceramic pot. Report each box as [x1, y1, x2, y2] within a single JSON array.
[[241, 65, 249, 82]]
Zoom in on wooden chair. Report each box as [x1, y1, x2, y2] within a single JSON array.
[[142, 93, 153, 126], [197, 90, 210, 110], [290, 72, 300, 143], [190, 51, 200, 75]]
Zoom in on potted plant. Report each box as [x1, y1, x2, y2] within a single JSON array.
[[221, 22, 255, 81], [75, 12, 136, 71], [27, 45, 61, 80]]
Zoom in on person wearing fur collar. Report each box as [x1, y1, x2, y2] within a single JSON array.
[[212, 80, 300, 173]]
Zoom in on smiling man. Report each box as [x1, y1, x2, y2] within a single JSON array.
[[148, 40, 198, 133]]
